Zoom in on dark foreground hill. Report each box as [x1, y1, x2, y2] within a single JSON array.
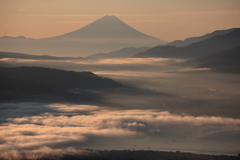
[[195, 45, 240, 74], [3, 150, 238, 160], [0, 67, 125, 103], [0, 67, 124, 92], [133, 28, 240, 59]]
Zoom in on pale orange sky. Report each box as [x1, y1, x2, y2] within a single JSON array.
[[0, 0, 240, 42]]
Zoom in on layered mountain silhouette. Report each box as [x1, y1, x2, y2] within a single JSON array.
[[167, 28, 237, 47], [133, 28, 240, 59], [0, 67, 124, 93], [0, 66, 127, 103], [0, 52, 82, 60], [195, 45, 240, 74], [0, 16, 166, 57], [86, 47, 150, 59], [0, 36, 35, 40]]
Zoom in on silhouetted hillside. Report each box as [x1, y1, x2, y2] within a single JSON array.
[[133, 29, 240, 59], [86, 47, 150, 59], [196, 45, 240, 74], [133, 46, 177, 58], [0, 52, 82, 60], [167, 28, 237, 47], [0, 67, 124, 93], [6, 150, 239, 160]]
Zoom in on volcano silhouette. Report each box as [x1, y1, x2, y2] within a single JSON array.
[[0, 15, 167, 57], [47, 15, 167, 45]]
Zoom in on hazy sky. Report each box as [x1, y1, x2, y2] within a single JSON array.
[[1, 0, 240, 41]]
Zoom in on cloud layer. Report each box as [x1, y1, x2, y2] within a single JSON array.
[[1, 58, 240, 158], [1, 103, 240, 159]]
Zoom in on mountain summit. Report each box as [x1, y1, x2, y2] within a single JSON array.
[[0, 15, 167, 57], [47, 15, 167, 45]]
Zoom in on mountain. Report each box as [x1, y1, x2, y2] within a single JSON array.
[[46, 15, 167, 45], [0, 67, 124, 93], [0, 52, 82, 60], [0, 16, 167, 57], [167, 28, 237, 47], [86, 47, 150, 59], [133, 46, 177, 58], [0, 67, 126, 103], [24, 150, 239, 160], [195, 45, 240, 74], [0, 36, 35, 40], [133, 28, 240, 59]]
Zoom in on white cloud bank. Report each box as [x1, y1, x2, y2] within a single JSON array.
[[1, 103, 240, 157]]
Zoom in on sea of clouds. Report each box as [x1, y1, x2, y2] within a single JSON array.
[[1, 102, 240, 159]]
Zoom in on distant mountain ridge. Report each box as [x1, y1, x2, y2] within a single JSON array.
[[0, 36, 35, 40], [195, 45, 240, 74], [133, 28, 240, 59], [86, 47, 150, 59], [167, 28, 237, 47], [0, 52, 82, 60]]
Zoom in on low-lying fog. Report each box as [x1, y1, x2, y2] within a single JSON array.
[[0, 57, 240, 159]]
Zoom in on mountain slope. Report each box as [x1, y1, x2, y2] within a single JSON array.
[[133, 28, 240, 59], [0, 16, 167, 57], [196, 45, 240, 74], [0, 52, 82, 60], [167, 28, 237, 47], [86, 47, 150, 59], [47, 15, 166, 45], [0, 67, 124, 93]]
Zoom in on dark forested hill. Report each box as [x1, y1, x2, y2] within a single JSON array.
[[9, 150, 238, 160], [0, 67, 124, 93]]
